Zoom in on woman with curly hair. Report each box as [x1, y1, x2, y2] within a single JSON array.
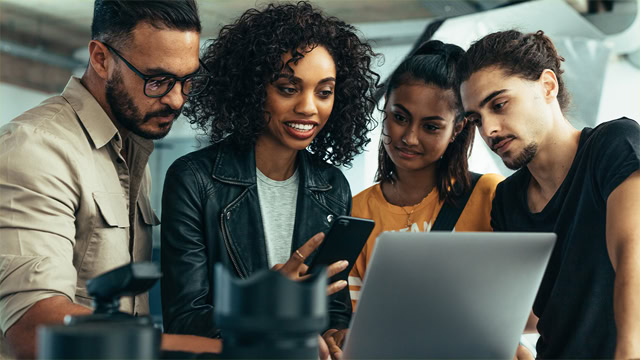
[[160, 1, 378, 356]]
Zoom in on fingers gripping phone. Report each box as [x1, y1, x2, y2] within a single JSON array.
[[308, 216, 375, 281]]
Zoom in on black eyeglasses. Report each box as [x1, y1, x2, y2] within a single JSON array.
[[103, 43, 210, 98]]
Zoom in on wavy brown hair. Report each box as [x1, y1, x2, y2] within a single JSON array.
[[183, 1, 380, 166], [459, 29, 570, 112], [376, 40, 474, 204]]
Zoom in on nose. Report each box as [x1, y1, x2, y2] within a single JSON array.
[[294, 91, 318, 117], [479, 115, 501, 139], [160, 82, 186, 111], [402, 124, 419, 145]]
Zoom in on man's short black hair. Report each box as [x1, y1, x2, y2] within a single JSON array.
[[91, 0, 201, 49]]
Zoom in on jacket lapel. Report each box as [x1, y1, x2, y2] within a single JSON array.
[[291, 152, 337, 265], [213, 145, 269, 276]]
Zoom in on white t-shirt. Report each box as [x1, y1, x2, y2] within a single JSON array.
[[256, 167, 299, 268]]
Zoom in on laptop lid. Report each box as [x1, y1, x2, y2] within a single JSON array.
[[342, 232, 556, 359]]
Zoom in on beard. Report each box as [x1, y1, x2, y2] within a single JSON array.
[[503, 142, 538, 170], [105, 69, 181, 140]]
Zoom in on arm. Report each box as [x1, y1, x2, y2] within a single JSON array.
[[0, 126, 83, 359], [523, 310, 539, 333], [5, 297, 91, 359], [160, 158, 218, 337], [606, 170, 640, 359], [6, 298, 224, 358]]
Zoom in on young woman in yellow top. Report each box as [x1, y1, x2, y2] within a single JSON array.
[[347, 40, 504, 309]]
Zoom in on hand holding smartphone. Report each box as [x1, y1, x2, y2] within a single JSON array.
[[308, 216, 375, 281]]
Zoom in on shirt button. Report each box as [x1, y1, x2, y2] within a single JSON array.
[[226, 211, 231, 219], [327, 214, 334, 223]]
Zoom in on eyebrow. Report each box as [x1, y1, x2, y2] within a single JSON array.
[[464, 89, 507, 117], [393, 104, 445, 121], [143, 67, 177, 76], [276, 74, 336, 85], [144, 66, 200, 77]]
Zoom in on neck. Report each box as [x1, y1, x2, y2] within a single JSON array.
[[81, 70, 130, 140], [383, 163, 437, 206], [254, 137, 298, 181], [526, 115, 581, 196]]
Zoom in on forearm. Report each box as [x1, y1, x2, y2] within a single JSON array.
[[5, 296, 91, 359], [523, 310, 539, 334], [161, 334, 222, 354], [606, 170, 640, 358], [613, 251, 640, 359]]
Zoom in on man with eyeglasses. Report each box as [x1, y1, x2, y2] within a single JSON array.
[[0, 1, 216, 358]]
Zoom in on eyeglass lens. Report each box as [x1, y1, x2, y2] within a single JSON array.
[[144, 74, 210, 97]]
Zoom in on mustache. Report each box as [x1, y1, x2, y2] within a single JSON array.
[[489, 134, 516, 148], [143, 107, 182, 122]]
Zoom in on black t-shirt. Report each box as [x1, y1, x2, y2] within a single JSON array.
[[491, 118, 640, 359]]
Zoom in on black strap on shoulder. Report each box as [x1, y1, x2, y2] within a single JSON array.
[[431, 172, 482, 231]]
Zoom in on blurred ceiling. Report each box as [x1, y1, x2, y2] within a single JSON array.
[[0, 0, 511, 53], [0, 0, 506, 93], [0, 0, 636, 93]]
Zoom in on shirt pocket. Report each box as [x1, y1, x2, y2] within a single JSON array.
[[137, 195, 160, 227], [78, 192, 131, 281], [92, 192, 130, 228]]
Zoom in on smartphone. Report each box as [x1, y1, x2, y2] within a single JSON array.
[[308, 215, 375, 281]]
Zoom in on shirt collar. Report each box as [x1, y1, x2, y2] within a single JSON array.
[[60, 76, 153, 153]]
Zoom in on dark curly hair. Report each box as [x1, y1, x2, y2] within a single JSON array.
[[376, 40, 474, 205], [459, 29, 570, 112], [183, 1, 380, 166]]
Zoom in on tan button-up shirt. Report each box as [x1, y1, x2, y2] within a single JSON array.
[[0, 77, 159, 356]]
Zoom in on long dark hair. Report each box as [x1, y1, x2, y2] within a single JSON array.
[[375, 40, 474, 204], [183, 1, 380, 167]]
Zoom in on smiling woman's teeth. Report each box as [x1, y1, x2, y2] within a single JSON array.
[[286, 123, 314, 131]]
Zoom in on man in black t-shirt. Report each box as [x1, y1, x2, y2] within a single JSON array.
[[458, 30, 640, 359]]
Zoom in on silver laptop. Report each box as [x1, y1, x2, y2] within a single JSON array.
[[343, 232, 556, 359]]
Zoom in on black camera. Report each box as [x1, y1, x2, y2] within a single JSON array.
[[215, 264, 328, 359], [38, 262, 162, 359]]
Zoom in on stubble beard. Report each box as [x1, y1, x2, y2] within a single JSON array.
[[105, 69, 178, 140], [503, 142, 538, 170]]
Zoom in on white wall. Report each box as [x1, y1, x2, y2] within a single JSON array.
[[597, 54, 640, 123], [0, 83, 52, 126]]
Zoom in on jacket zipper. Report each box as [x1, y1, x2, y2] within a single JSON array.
[[220, 189, 250, 279], [221, 215, 245, 279]]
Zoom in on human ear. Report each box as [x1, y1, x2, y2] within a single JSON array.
[[451, 117, 466, 143], [539, 69, 559, 104], [88, 40, 110, 80]]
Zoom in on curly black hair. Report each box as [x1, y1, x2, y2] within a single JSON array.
[[183, 1, 380, 166]]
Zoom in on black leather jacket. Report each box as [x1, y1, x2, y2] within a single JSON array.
[[160, 142, 353, 337]]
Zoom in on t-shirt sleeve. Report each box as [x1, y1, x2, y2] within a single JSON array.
[[347, 190, 368, 310], [591, 118, 640, 199], [348, 249, 366, 310]]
